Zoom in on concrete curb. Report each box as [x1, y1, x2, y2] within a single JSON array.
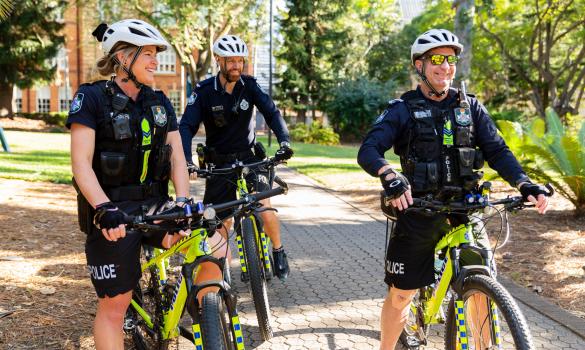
[[499, 276, 585, 340], [284, 166, 585, 340]]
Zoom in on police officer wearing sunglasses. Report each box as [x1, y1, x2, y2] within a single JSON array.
[[357, 28, 550, 349], [179, 35, 293, 281]]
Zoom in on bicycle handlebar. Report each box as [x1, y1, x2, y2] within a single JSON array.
[[188, 157, 283, 178], [403, 183, 554, 213], [123, 185, 287, 229]]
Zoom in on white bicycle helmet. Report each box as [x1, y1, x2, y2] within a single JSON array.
[[213, 35, 249, 57], [98, 19, 170, 55], [410, 29, 463, 64]]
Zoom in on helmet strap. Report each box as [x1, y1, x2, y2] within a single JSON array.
[[117, 47, 144, 89], [417, 62, 446, 97]]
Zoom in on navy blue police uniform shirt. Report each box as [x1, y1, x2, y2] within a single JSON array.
[[357, 87, 526, 187], [179, 74, 290, 163], [65, 81, 178, 132]]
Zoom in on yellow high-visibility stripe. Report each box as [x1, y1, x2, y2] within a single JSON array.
[[140, 118, 152, 183]]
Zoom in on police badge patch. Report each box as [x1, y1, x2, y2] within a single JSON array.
[[187, 92, 197, 106], [151, 105, 167, 127], [70, 93, 84, 114], [239, 98, 250, 111], [454, 107, 471, 126]]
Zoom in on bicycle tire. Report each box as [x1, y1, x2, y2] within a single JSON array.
[[241, 216, 273, 340], [445, 274, 534, 350], [201, 293, 233, 350], [126, 247, 169, 350]]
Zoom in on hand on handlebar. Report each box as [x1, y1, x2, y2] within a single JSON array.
[[93, 202, 129, 242], [187, 162, 198, 180], [156, 202, 191, 249], [380, 170, 413, 211], [274, 143, 294, 162], [519, 182, 551, 215]]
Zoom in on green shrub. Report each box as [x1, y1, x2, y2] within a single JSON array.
[[324, 76, 396, 140], [498, 108, 585, 216], [290, 121, 340, 145], [13, 112, 68, 127]]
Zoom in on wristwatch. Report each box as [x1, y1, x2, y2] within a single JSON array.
[[280, 141, 291, 148]]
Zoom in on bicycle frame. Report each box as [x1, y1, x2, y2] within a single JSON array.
[[129, 228, 245, 348], [415, 219, 501, 348]]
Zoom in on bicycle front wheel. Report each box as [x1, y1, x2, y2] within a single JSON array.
[[445, 274, 534, 350], [241, 216, 273, 340], [201, 293, 234, 350]]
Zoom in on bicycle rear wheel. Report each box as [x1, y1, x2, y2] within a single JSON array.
[[445, 274, 534, 350], [241, 216, 273, 340], [201, 292, 235, 350]]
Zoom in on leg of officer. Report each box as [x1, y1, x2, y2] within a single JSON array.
[[94, 291, 132, 350], [194, 219, 232, 303], [259, 198, 282, 248], [380, 287, 417, 350]]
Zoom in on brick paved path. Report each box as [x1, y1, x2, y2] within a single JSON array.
[[189, 166, 585, 349]]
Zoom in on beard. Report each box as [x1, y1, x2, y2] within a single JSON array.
[[222, 68, 242, 83]]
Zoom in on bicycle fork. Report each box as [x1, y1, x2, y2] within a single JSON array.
[[236, 215, 272, 276]]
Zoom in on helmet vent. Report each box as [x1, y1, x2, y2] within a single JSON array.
[[106, 28, 114, 34], [442, 32, 449, 41], [430, 34, 441, 41], [129, 28, 149, 37], [418, 38, 430, 44], [146, 28, 158, 37]]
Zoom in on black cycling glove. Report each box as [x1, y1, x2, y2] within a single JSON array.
[[93, 202, 128, 230], [274, 142, 294, 161], [519, 182, 549, 201], [380, 169, 410, 200]]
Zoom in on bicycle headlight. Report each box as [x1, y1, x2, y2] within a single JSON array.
[[203, 207, 216, 220]]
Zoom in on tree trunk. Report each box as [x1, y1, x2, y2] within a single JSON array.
[[454, 0, 475, 82], [0, 83, 14, 117]]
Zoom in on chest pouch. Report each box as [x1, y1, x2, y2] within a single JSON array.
[[413, 119, 441, 161], [412, 161, 439, 193], [100, 152, 128, 186], [212, 106, 227, 127], [455, 147, 475, 176]]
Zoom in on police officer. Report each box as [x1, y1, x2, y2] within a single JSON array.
[[68, 19, 193, 349], [179, 34, 293, 280], [357, 29, 550, 350]]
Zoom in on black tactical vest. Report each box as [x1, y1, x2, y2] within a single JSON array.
[[91, 80, 172, 200], [398, 89, 484, 199]]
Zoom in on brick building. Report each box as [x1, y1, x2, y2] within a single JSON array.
[[13, 1, 254, 118]]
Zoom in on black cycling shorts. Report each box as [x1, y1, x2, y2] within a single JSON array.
[[85, 197, 168, 298], [203, 156, 272, 220], [384, 209, 490, 290]]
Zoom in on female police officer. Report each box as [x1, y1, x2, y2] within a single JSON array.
[[357, 29, 550, 349], [67, 19, 191, 349]]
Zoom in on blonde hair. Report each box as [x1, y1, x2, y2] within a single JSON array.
[[96, 42, 138, 76]]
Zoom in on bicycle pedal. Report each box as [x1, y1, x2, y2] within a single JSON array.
[[123, 318, 136, 331]]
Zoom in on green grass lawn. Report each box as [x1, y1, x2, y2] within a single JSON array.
[[0, 131, 72, 184]]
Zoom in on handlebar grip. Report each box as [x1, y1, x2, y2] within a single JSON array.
[[251, 187, 286, 202]]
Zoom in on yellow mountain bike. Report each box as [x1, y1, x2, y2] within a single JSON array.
[[191, 157, 287, 341], [382, 182, 554, 350], [123, 185, 286, 350]]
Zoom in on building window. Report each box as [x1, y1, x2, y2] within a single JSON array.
[[57, 47, 68, 70], [36, 86, 51, 113], [14, 87, 22, 113], [59, 85, 72, 112], [168, 90, 181, 117], [157, 49, 176, 73]]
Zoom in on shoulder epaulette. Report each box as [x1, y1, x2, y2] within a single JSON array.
[[194, 77, 214, 90]]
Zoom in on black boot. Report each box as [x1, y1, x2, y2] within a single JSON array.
[[272, 246, 290, 281]]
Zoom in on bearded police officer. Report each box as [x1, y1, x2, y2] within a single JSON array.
[[179, 34, 293, 280], [357, 29, 550, 350]]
